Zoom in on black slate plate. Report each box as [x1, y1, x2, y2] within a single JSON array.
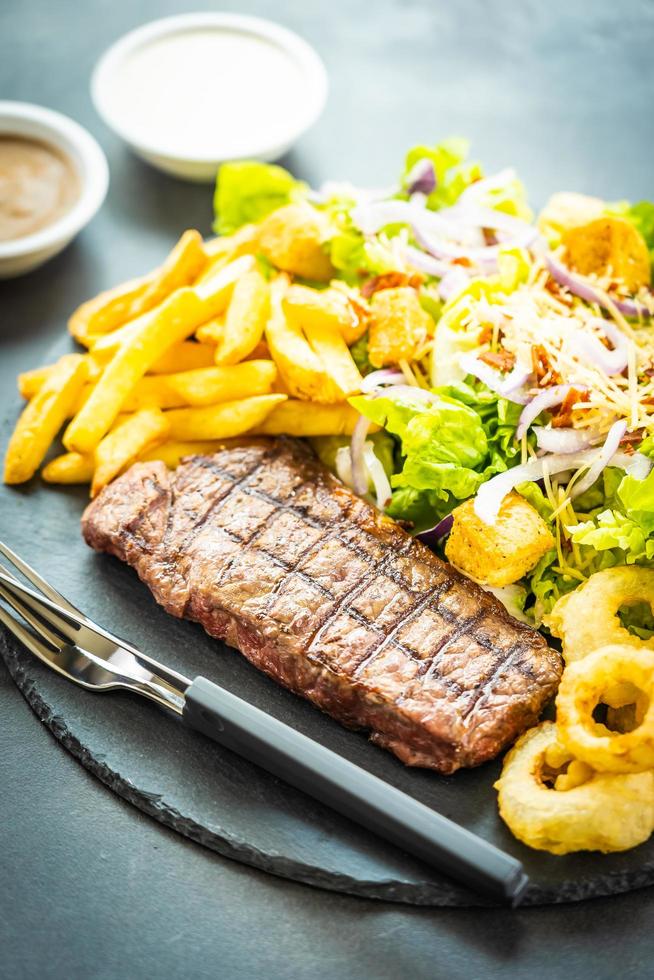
[[2, 346, 654, 908]]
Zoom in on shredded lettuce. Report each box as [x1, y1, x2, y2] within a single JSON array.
[[213, 161, 306, 235]]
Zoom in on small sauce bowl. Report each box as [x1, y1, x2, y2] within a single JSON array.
[[91, 13, 328, 182], [0, 102, 109, 279]]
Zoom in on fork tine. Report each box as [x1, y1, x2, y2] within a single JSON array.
[[0, 568, 82, 644], [0, 541, 79, 614], [0, 599, 64, 663], [0, 582, 67, 651]]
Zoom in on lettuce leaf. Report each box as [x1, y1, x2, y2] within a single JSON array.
[[401, 138, 482, 211], [213, 161, 306, 235]]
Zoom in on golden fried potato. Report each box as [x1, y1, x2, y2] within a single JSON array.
[[42, 452, 94, 484], [563, 217, 651, 291], [18, 355, 101, 400], [258, 203, 334, 281], [92, 408, 170, 497], [69, 230, 208, 345], [195, 317, 224, 346], [556, 645, 654, 774], [4, 354, 89, 484], [495, 722, 654, 854], [123, 361, 277, 411], [283, 284, 369, 346], [368, 287, 433, 368], [64, 265, 250, 454], [265, 276, 341, 403], [302, 321, 363, 397], [140, 440, 226, 468], [165, 394, 286, 440], [149, 341, 216, 374], [215, 268, 270, 365], [445, 493, 554, 587], [545, 566, 654, 663], [249, 400, 360, 437]]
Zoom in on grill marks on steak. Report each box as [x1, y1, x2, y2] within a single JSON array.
[[82, 438, 561, 773]]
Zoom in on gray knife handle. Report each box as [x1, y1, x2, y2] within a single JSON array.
[[183, 675, 529, 906]]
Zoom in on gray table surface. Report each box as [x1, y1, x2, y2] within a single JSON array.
[[1, 0, 654, 976]]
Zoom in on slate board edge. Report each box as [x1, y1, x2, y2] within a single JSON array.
[[4, 630, 654, 909]]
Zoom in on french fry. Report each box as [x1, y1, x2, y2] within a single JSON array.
[[42, 452, 94, 484], [166, 394, 286, 441], [249, 400, 360, 437], [68, 230, 208, 345], [197, 226, 259, 282], [302, 322, 363, 397], [89, 315, 146, 357], [149, 341, 215, 374], [195, 317, 224, 345], [18, 355, 101, 399], [4, 355, 89, 484], [215, 268, 270, 365], [64, 262, 253, 454], [122, 361, 277, 411], [283, 284, 368, 345], [265, 276, 341, 403], [91, 408, 170, 497], [140, 440, 226, 468]]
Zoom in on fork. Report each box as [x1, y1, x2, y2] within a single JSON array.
[[0, 541, 529, 906]]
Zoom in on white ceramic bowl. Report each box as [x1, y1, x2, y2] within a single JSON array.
[[91, 13, 328, 182], [0, 102, 109, 279]]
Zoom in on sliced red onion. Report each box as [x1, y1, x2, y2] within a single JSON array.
[[459, 353, 531, 403], [360, 369, 405, 392], [570, 420, 627, 498], [457, 168, 518, 205], [568, 317, 630, 376], [350, 415, 371, 496], [516, 384, 582, 439], [402, 244, 453, 278], [363, 443, 392, 509], [534, 426, 597, 454], [438, 266, 470, 301], [610, 451, 653, 480], [412, 223, 500, 272], [405, 158, 437, 196], [544, 251, 654, 319], [441, 203, 533, 238], [351, 201, 455, 237], [417, 513, 454, 548], [474, 421, 628, 524]]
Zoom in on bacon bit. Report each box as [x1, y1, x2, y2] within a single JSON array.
[[551, 388, 589, 428], [620, 429, 645, 449], [360, 272, 424, 299], [478, 349, 516, 372], [477, 324, 493, 345], [452, 256, 473, 268], [544, 277, 574, 307], [532, 344, 562, 386], [482, 228, 497, 246]]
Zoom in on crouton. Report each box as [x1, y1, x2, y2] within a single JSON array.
[[563, 216, 651, 291], [537, 192, 605, 243], [368, 287, 433, 368], [445, 492, 554, 587], [257, 204, 334, 281]]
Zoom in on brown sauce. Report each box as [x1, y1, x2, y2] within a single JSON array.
[[0, 136, 80, 242]]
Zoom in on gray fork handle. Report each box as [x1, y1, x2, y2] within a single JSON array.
[[183, 675, 529, 905]]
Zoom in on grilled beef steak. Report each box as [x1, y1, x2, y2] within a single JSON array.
[[82, 438, 561, 773]]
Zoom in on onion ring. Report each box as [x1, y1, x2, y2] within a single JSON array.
[[545, 566, 654, 664], [495, 722, 654, 854], [556, 645, 654, 773]]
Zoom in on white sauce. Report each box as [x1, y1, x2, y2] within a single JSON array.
[[106, 28, 308, 157]]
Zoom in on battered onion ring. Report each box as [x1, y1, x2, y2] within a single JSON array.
[[545, 566, 654, 664], [495, 722, 654, 854], [556, 644, 654, 773]]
